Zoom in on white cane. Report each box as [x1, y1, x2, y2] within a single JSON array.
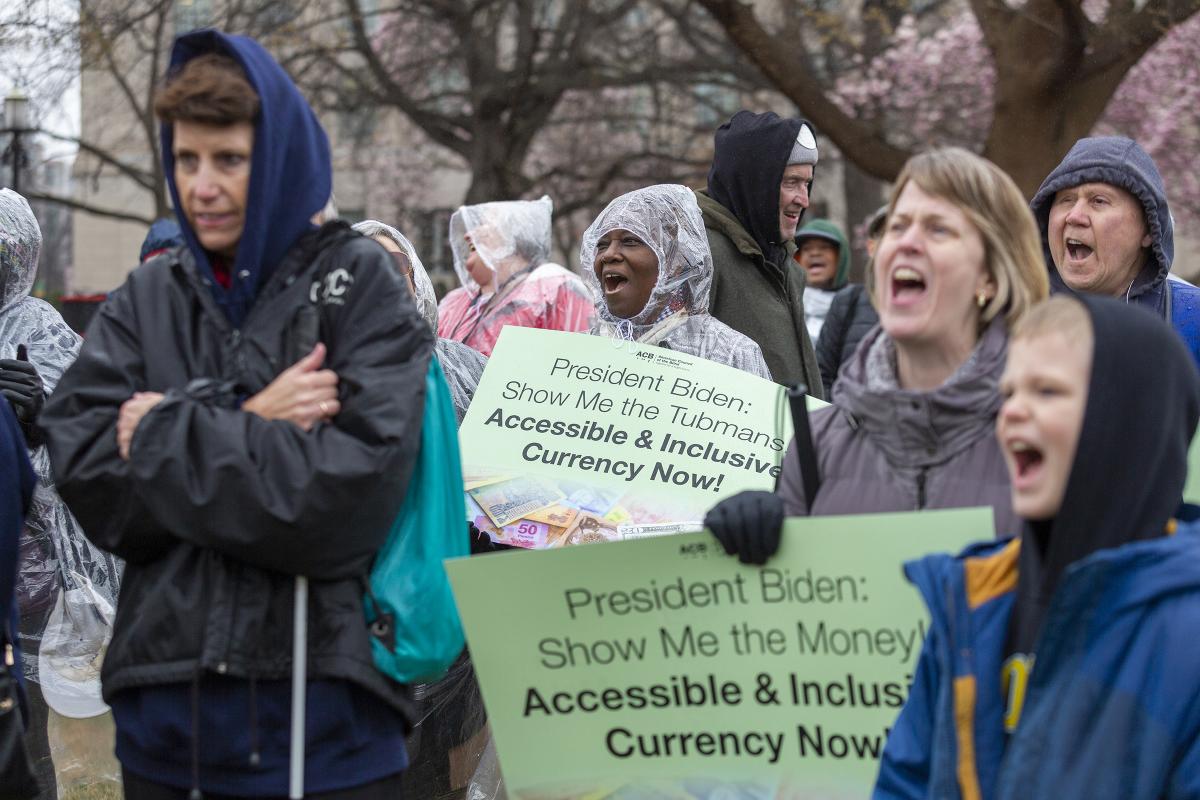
[[289, 575, 308, 799]]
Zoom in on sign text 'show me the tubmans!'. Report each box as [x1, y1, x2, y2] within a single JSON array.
[[458, 327, 808, 532]]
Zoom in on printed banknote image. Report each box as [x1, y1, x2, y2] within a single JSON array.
[[464, 472, 706, 549]]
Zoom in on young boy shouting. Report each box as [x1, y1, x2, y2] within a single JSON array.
[[874, 294, 1200, 800]]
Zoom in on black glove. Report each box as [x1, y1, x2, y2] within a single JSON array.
[[704, 490, 785, 565], [0, 345, 44, 426], [468, 522, 496, 555], [468, 522, 517, 555]]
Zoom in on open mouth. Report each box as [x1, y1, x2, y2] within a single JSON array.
[[196, 212, 234, 228], [602, 270, 630, 294], [1010, 440, 1044, 478], [891, 266, 926, 299], [1065, 238, 1094, 261]]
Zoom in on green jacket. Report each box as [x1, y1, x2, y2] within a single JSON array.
[[696, 189, 823, 397]]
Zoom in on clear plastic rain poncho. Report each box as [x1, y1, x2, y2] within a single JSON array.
[[580, 184, 772, 379], [0, 189, 122, 713], [437, 195, 593, 356], [350, 227, 492, 798], [352, 220, 486, 423]]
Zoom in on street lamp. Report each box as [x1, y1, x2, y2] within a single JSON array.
[[2, 90, 33, 195]]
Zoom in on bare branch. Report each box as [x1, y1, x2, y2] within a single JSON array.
[[1084, 0, 1200, 80], [693, 0, 912, 181], [340, 0, 472, 152], [36, 130, 156, 190], [23, 191, 156, 226]]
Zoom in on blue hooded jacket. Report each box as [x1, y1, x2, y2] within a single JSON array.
[[138, 218, 182, 263], [161, 30, 331, 328], [1030, 136, 1200, 366], [874, 296, 1200, 800], [875, 526, 1200, 800]]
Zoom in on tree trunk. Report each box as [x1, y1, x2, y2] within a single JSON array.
[[463, 117, 535, 204], [981, 92, 1102, 198], [842, 160, 886, 283], [977, 0, 1151, 197]]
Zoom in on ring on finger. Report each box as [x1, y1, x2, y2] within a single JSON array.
[[319, 400, 331, 416]]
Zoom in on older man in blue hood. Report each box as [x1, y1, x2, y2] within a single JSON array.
[[42, 30, 431, 799], [1031, 136, 1200, 366]]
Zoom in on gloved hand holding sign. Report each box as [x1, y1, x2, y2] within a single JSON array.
[[704, 489, 785, 566]]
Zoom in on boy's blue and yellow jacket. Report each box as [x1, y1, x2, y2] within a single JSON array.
[[874, 517, 1200, 800]]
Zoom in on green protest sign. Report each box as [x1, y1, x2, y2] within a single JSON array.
[[447, 507, 993, 798], [459, 327, 824, 547]]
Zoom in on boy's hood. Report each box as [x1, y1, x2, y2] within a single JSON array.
[[162, 29, 331, 327], [795, 218, 850, 289], [1010, 295, 1200, 651]]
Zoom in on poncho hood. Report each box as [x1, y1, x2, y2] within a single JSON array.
[[448, 196, 553, 293], [580, 184, 713, 336], [352, 220, 438, 332], [0, 189, 40, 314]]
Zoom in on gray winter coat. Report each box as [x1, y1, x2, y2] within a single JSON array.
[[777, 319, 1015, 538]]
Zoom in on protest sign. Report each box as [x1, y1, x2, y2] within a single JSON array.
[[458, 327, 823, 547], [447, 506, 993, 798], [1186, 433, 1200, 504]]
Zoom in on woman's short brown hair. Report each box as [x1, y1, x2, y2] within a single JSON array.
[[154, 53, 260, 126], [868, 148, 1050, 329]]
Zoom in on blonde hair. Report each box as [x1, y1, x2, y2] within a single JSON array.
[[869, 148, 1049, 328], [1010, 295, 1092, 344]]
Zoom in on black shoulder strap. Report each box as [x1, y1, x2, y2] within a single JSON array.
[[787, 384, 821, 509]]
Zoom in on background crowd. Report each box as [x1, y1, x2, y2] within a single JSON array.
[[1, 19, 1200, 800]]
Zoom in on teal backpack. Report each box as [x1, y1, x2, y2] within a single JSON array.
[[364, 356, 468, 683]]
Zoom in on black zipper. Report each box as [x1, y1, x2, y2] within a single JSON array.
[[916, 469, 928, 509]]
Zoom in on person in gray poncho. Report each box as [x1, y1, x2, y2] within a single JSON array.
[[580, 184, 772, 379], [354, 223, 489, 797], [0, 189, 122, 799], [354, 220, 487, 423]]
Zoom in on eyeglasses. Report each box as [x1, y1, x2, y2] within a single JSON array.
[[389, 251, 413, 278]]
